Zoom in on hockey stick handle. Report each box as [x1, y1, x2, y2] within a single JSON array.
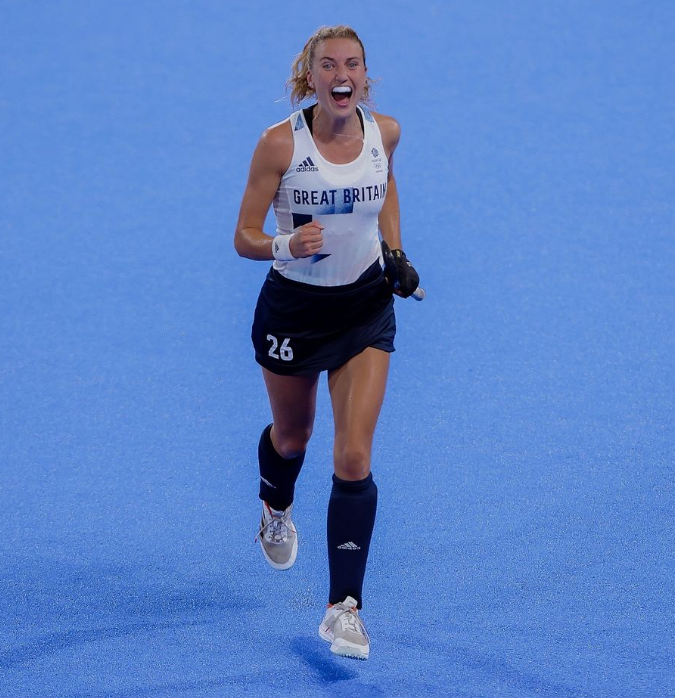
[[381, 240, 425, 302]]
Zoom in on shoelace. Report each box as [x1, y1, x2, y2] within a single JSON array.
[[335, 607, 370, 642], [256, 506, 291, 544]]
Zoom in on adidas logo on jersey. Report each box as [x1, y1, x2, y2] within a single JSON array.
[[296, 156, 319, 172], [337, 541, 361, 550]]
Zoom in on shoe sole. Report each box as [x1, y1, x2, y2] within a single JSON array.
[[319, 625, 369, 660], [259, 532, 298, 571]]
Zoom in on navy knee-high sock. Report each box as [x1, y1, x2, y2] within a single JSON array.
[[327, 473, 378, 609], [258, 424, 305, 511]]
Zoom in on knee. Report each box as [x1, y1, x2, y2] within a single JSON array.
[[272, 425, 312, 459], [334, 446, 371, 481]]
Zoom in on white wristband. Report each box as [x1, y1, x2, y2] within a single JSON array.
[[272, 234, 296, 261]]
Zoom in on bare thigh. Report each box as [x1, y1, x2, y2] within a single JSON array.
[[262, 368, 320, 458], [328, 347, 390, 480]]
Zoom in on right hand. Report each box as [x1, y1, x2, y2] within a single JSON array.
[[289, 222, 324, 258]]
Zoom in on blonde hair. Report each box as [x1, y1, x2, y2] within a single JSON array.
[[287, 25, 376, 107]]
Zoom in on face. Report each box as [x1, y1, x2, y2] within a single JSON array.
[[307, 38, 367, 118]]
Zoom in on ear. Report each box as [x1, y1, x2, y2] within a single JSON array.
[[306, 70, 314, 90]]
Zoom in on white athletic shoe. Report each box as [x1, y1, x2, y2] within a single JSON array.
[[319, 596, 370, 660], [256, 502, 298, 570]]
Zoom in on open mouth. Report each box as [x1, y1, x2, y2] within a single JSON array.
[[331, 86, 352, 107]]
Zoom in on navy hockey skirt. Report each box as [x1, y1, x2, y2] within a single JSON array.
[[252, 260, 396, 376]]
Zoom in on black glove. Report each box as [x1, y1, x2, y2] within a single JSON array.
[[381, 240, 420, 298]]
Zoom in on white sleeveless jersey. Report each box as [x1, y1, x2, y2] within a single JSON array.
[[272, 106, 389, 286]]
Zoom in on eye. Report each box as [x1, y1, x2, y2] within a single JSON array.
[[322, 63, 334, 71], [348, 61, 359, 69]]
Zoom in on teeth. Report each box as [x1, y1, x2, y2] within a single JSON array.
[[332, 86, 352, 94]]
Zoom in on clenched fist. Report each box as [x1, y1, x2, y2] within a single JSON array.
[[289, 222, 324, 258]]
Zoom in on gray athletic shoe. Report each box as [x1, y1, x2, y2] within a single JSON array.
[[256, 502, 298, 570], [318, 596, 370, 660]]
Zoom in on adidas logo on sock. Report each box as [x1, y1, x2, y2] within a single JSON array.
[[296, 156, 319, 172], [337, 541, 361, 550]]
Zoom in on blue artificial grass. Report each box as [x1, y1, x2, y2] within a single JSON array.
[[1, 1, 673, 696]]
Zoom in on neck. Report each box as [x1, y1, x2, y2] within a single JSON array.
[[313, 104, 363, 143]]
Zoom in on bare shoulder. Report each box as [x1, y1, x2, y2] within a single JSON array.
[[253, 118, 294, 176], [260, 118, 294, 149], [371, 111, 401, 156]]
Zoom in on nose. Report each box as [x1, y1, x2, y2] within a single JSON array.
[[335, 65, 348, 82]]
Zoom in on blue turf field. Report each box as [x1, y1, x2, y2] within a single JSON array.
[[1, 1, 674, 696]]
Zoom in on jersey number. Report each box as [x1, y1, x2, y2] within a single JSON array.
[[267, 335, 294, 361]]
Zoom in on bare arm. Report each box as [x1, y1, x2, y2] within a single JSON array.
[[234, 124, 289, 260], [234, 122, 324, 261], [375, 114, 402, 250], [378, 158, 402, 250], [374, 114, 423, 298]]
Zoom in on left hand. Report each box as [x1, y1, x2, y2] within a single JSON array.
[[390, 248, 419, 298]]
